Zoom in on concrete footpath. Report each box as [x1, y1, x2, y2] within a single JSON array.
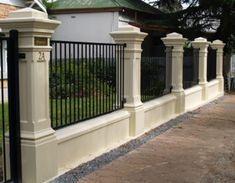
[[52, 94, 235, 183]]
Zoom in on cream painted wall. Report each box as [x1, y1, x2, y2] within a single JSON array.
[[207, 79, 220, 100], [144, 94, 177, 130], [52, 12, 119, 43], [56, 110, 130, 173], [55, 79, 223, 176], [184, 85, 203, 111]]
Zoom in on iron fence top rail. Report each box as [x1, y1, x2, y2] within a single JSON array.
[[50, 40, 126, 47], [0, 37, 8, 41]]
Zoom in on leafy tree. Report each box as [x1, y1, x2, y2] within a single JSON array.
[[145, 0, 235, 54], [42, 0, 55, 9]]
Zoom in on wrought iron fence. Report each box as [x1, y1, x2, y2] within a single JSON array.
[[207, 47, 217, 81], [183, 47, 199, 89], [141, 46, 167, 102], [50, 40, 125, 129]]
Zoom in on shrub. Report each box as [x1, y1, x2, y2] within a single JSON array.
[[49, 60, 114, 99]]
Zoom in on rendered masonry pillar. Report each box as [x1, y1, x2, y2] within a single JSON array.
[[0, 8, 60, 183], [110, 26, 147, 136], [161, 33, 187, 114], [211, 40, 225, 93], [192, 37, 210, 100]]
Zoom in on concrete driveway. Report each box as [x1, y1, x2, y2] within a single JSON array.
[[77, 94, 235, 183]]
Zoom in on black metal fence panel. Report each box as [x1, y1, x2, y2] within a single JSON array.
[[0, 31, 21, 183], [50, 41, 125, 129], [207, 47, 217, 81], [141, 46, 168, 102], [183, 47, 199, 89]]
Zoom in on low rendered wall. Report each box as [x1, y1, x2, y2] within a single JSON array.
[[56, 110, 130, 173], [185, 85, 203, 111], [207, 79, 220, 100], [144, 94, 177, 130], [55, 80, 223, 174], [54, 79, 223, 176]]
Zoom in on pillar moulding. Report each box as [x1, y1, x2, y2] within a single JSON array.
[[110, 25, 147, 136], [211, 40, 225, 93], [0, 7, 60, 183], [161, 32, 187, 114]]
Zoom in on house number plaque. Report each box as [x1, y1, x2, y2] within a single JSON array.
[[37, 52, 46, 62], [34, 37, 48, 46]]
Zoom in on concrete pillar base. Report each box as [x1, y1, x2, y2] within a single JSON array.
[[125, 106, 145, 137], [199, 83, 208, 101], [21, 133, 58, 183], [217, 77, 224, 94], [172, 91, 185, 114]]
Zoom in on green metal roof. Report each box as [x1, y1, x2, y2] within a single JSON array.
[[52, 0, 162, 15]]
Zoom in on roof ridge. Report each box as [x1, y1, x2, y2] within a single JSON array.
[[111, 0, 121, 7]]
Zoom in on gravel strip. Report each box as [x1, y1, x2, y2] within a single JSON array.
[[50, 97, 224, 183]]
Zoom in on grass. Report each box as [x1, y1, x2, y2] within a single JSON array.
[[50, 95, 120, 129], [0, 103, 9, 155]]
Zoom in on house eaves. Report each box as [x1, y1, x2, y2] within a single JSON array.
[[50, 0, 162, 15]]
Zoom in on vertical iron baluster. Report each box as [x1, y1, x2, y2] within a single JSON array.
[[77, 43, 80, 121], [73, 43, 76, 122], [69, 43, 72, 124], [102, 45, 105, 113], [99, 45, 102, 115], [96, 44, 98, 116], [107, 45, 110, 112], [117, 45, 120, 109], [81, 44, 84, 120], [105, 45, 108, 113], [59, 43, 63, 127], [114, 45, 117, 110], [88, 44, 91, 118], [104, 45, 109, 112], [111, 45, 116, 110], [55, 43, 58, 128], [85, 44, 88, 119], [92, 44, 95, 116], [0, 39, 7, 181], [122, 45, 125, 108], [50, 42, 53, 127], [64, 43, 67, 125]]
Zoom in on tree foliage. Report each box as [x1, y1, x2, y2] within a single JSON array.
[[146, 0, 235, 53], [42, 0, 55, 9]]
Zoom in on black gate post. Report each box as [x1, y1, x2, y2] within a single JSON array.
[[7, 30, 22, 183]]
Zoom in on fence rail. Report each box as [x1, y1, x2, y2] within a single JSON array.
[[141, 56, 167, 102], [207, 47, 217, 81], [50, 40, 125, 129], [183, 47, 199, 89]]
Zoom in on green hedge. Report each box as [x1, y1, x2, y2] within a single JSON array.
[[49, 60, 114, 99]]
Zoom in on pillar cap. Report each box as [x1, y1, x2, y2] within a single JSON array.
[[110, 25, 147, 42], [194, 37, 208, 42], [161, 32, 187, 47], [0, 8, 60, 35], [117, 25, 140, 32], [211, 40, 225, 49], [8, 7, 48, 19], [192, 37, 209, 48], [166, 32, 183, 39]]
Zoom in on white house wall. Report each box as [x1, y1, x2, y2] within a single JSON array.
[[53, 12, 119, 43], [0, 0, 24, 6]]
